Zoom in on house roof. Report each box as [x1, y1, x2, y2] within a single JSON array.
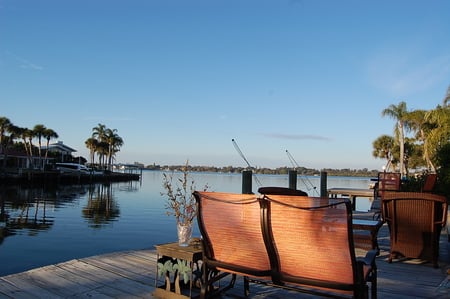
[[42, 141, 77, 153]]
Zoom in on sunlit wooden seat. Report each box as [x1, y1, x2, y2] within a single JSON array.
[[194, 191, 378, 299]]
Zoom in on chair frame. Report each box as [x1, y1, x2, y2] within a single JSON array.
[[194, 191, 378, 299], [382, 191, 447, 268]]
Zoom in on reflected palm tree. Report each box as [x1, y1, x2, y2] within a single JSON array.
[[0, 184, 89, 245], [3, 186, 55, 236], [82, 184, 120, 228]]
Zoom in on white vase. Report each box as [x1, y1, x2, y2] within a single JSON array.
[[177, 222, 193, 247]]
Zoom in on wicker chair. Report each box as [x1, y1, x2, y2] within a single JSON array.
[[194, 191, 272, 298], [264, 195, 377, 299], [382, 191, 448, 268]]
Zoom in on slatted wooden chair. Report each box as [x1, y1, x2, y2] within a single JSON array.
[[376, 172, 401, 199], [382, 191, 448, 268], [421, 173, 437, 192], [194, 191, 272, 298], [263, 195, 378, 298]]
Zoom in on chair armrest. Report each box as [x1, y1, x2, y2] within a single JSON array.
[[357, 249, 377, 266]]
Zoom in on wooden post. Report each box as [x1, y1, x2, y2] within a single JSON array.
[[242, 170, 253, 194], [288, 170, 297, 190], [320, 171, 327, 197]]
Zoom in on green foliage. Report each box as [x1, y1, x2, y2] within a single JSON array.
[[435, 143, 450, 199]]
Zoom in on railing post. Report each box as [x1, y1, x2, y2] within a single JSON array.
[[288, 170, 297, 190], [320, 171, 328, 197], [242, 170, 253, 194]]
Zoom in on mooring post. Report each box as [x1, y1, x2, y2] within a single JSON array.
[[288, 170, 297, 190], [320, 171, 328, 197], [242, 170, 253, 194]]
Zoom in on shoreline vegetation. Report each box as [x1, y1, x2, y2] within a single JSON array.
[[144, 164, 380, 177]]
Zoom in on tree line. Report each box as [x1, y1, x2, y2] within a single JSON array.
[[0, 117, 59, 170], [0, 118, 123, 172], [146, 164, 379, 177]]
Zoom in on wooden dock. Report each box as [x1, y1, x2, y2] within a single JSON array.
[[0, 224, 449, 298]]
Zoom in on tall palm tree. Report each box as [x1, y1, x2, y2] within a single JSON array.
[[85, 137, 98, 165], [372, 135, 395, 171], [92, 123, 107, 143], [382, 101, 410, 176], [43, 128, 58, 166], [0, 117, 12, 152], [443, 85, 450, 106], [33, 124, 46, 169], [105, 128, 123, 170], [404, 109, 436, 172], [425, 105, 450, 166], [0, 117, 12, 171], [20, 127, 34, 166]]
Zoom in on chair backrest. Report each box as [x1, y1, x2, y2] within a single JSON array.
[[263, 194, 357, 291], [422, 173, 437, 192], [378, 172, 401, 192], [194, 191, 272, 276], [382, 191, 448, 263], [258, 186, 308, 196]]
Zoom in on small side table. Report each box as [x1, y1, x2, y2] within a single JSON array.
[[352, 219, 383, 255], [154, 242, 203, 299]]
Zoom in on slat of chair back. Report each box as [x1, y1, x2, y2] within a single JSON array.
[[422, 173, 437, 192], [264, 195, 356, 288], [194, 191, 271, 273], [378, 172, 401, 196]]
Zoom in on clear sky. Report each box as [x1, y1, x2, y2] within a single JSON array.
[[1, 0, 449, 170]]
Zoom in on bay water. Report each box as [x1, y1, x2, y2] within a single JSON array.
[[0, 170, 373, 276]]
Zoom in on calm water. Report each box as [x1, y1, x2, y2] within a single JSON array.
[[0, 170, 373, 276]]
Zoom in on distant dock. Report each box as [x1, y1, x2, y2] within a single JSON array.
[[0, 170, 141, 185]]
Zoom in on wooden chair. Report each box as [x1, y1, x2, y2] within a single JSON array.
[[421, 173, 437, 192], [263, 195, 377, 299], [371, 172, 401, 221], [258, 186, 308, 196], [376, 172, 401, 199], [382, 191, 448, 268], [194, 191, 272, 298]]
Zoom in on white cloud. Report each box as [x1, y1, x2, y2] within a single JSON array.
[[367, 46, 450, 98], [7, 51, 44, 71]]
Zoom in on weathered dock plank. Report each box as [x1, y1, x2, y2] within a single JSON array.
[[0, 225, 448, 299]]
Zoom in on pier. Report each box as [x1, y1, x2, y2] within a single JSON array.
[[0, 224, 448, 298]]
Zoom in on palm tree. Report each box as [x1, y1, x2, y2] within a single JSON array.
[[92, 123, 107, 143], [85, 137, 98, 165], [0, 117, 12, 172], [0, 117, 12, 151], [43, 128, 58, 166], [404, 109, 436, 172], [33, 124, 46, 169], [425, 105, 450, 166], [382, 101, 410, 176], [443, 85, 450, 106], [20, 127, 34, 167], [372, 135, 395, 171], [105, 128, 123, 170]]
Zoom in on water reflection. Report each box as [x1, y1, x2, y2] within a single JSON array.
[[0, 185, 83, 241], [0, 171, 373, 277], [82, 184, 120, 228]]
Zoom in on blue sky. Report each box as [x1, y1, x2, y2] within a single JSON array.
[[1, 0, 449, 170]]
